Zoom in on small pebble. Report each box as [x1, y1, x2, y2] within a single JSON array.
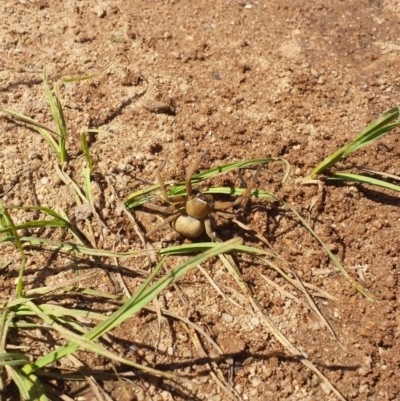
[[320, 382, 331, 394], [222, 313, 234, 323], [250, 374, 262, 387], [372, 220, 382, 229]]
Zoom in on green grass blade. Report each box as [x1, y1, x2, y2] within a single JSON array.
[[43, 68, 68, 163], [14, 304, 107, 322], [81, 134, 94, 207], [326, 172, 400, 193], [158, 241, 272, 257], [19, 302, 187, 384], [0, 108, 60, 156], [0, 220, 68, 233], [6, 367, 48, 401], [2, 205, 90, 246], [83, 128, 114, 136], [125, 157, 289, 208], [310, 107, 400, 178], [191, 157, 289, 182], [81, 132, 93, 171], [14, 205, 72, 222], [127, 185, 277, 209], [0, 202, 26, 296], [0, 236, 139, 258], [21, 238, 240, 375], [0, 353, 30, 367]]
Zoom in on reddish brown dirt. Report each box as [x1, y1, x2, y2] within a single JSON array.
[[1, 1, 400, 400]]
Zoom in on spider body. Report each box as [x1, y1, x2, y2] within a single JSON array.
[[170, 190, 215, 238], [185, 191, 214, 220], [144, 150, 258, 241], [174, 214, 204, 238]]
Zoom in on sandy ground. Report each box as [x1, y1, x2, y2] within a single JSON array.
[[1, 1, 400, 400]]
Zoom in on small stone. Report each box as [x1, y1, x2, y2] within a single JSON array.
[[160, 391, 173, 401], [222, 313, 234, 323], [53, 174, 63, 185], [73, 204, 92, 221], [357, 366, 369, 376], [320, 382, 331, 395], [142, 100, 175, 115], [94, 5, 106, 18], [234, 384, 243, 394], [158, 343, 167, 353], [250, 374, 262, 387], [372, 220, 382, 229]]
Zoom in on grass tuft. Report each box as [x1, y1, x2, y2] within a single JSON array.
[[306, 106, 400, 193]]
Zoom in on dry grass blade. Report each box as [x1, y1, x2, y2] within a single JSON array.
[[278, 198, 376, 301], [19, 240, 240, 384], [61, 57, 123, 83], [65, 354, 112, 401], [20, 300, 191, 385], [181, 322, 241, 401], [197, 264, 244, 309], [291, 270, 342, 346], [218, 253, 347, 401], [259, 273, 304, 305]]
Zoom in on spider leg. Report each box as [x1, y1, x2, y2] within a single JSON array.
[[185, 149, 210, 196], [156, 159, 175, 202], [204, 216, 222, 242], [142, 203, 178, 215], [236, 164, 262, 209], [213, 165, 262, 210], [146, 212, 181, 238]]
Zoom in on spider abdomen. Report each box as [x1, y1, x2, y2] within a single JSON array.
[[173, 215, 204, 238]]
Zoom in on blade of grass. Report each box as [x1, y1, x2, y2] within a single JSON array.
[[61, 58, 122, 83], [0, 236, 140, 258], [0, 108, 60, 156], [325, 172, 400, 193], [278, 197, 376, 301], [0, 202, 26, 296], [21, 238, 240, 375], [127, 186, 277, 209], [6, 367, 48, 401], [310, 107, 400, 178], [359, 167, 400, 181], [125, 157, 289, 208], [43, 67, 68, 163], [1, 67, 73, 163], [218, 252, 346, 401]]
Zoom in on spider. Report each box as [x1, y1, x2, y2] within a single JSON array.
[[143, 150, 260, 241]]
